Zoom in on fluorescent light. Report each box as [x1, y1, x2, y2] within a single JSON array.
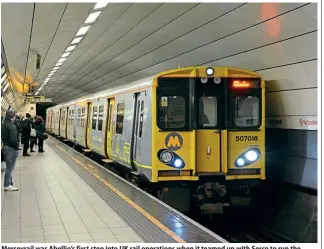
[[53, 66, 59, 70], [94, 1, 108, 9], [62, 52, 71, 58], [1, 73, 7, 83], [35, 91, 39, 95], [58, 57, 66, 63], [66, 45, 76, 52], [3, 82, 9, 92], [55, 62, 63, 66], [44, 79, 49, 82], [85, 11, 101, 24], [76, 26, 91, 36], [71, 37, 83, 44]]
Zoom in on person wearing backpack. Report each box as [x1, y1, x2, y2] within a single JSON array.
[[34, 116, 46, 153], [21, 113, 32, 156]]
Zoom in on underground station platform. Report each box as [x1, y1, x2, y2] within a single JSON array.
[[1, 137, 227, 243]]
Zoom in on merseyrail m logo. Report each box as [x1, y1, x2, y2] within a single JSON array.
[[165, 132, 183, 151]]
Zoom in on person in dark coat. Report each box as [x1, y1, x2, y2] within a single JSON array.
[[1, 109, 19, 191], [21, 113, 32, 156], [13, 114, 22, 150], [34, 116, 46, 152]]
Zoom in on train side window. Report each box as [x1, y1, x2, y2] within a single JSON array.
[[158, 96, 185, 129], [139, 101, 144, 138], [92, 106, 97, 130], [116, 102, 125, 134], [98, 105, 104, 131], [234, 96, 260, 127], [199, 96, 217, 128]]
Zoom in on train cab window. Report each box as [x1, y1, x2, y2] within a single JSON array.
[[234, 96, 260, 127], [98, 106, 104, 131], [116, 103, 125, 134], [158, 96, 185, 129], [92, 106, 97, 130], [199, 96, 217, 128]]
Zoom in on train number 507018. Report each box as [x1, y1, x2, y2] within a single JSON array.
[[235, 136, 258, 142]]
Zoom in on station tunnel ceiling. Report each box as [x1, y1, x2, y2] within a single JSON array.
[[1, 2, 317, 105]]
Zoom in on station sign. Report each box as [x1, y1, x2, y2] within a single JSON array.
[[266, 116, 317, 130], [26, 96, 53, 103]]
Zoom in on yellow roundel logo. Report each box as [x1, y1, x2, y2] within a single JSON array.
[[165, 132, 183, 151]]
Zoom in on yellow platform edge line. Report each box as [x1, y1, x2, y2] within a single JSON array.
[[56, 144, 185, 243]]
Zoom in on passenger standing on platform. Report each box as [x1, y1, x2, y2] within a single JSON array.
[[22, 113, 32, 157], [34, 116, 45, 153], [13, 114, 22, 150], [30, 116, 37, 152], [1, 109, 19, 191]]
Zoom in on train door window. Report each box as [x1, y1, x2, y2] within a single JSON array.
[[81, 108, 85, 127], [158, 96, 185, 129], [139, 101, 144, 138], [199, 96, 217, 128], [107, 102, 112, 131], [72, 110, 74, 125], [135, 101, 140, 136], [92, 106, 97, 130], [78, 109, 81, 126], [116, 102, 125, 134], [234, 96, 260, 127], [98, 105, 104, 131]]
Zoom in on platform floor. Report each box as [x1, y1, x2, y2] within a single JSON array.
[[1, 144, 144, 243]]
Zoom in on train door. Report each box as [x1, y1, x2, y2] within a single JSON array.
[[105, 98, 114, 159], [195, 78, 224, 174], [59, 109, 63, 136], [85, 102, 91, 148], [132, 92, 146, 166], [65, 107, 69, 138]]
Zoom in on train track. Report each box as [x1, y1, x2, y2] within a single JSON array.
[[224, 227, 296, 243], [55, 135, 299, 244]]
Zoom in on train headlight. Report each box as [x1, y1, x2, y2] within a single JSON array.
[[236, 158, 245, 167], [160, 151, 173, 163], [235, 148, 261, 167], [206, 67, 214, 76], [245, 150, 258, 162], [174, 159, 183, 168]]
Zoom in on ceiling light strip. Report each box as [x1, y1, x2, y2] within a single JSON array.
[[35, 2, 107, 96]]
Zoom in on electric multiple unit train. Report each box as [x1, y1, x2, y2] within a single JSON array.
[[46, 66, 265, 214]]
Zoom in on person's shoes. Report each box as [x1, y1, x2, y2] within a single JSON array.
[[4, 185, 19, 191], [38, 150, 45, 153], [30, 150, 35, 152], [18, 148, 22, 150], [23, 153, 31, 156]]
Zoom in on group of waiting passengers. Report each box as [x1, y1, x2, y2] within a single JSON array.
[[1, 109, 46, 191]]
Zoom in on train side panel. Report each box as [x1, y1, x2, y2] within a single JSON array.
[[111, 93, 133, 169], [75, 102, 88, 148], [88, 98, 107, 155], [59, 106, 68, 138], [53, 108, 60, 135], [132, 88, 153, 181], [66, 104, 75, 142]]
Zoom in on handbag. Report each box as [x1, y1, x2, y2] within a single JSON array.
[[30, 128, 36, 137], [43, 133, 48, 140]]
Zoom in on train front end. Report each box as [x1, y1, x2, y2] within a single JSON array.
[[152, 66, 265, 214]]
